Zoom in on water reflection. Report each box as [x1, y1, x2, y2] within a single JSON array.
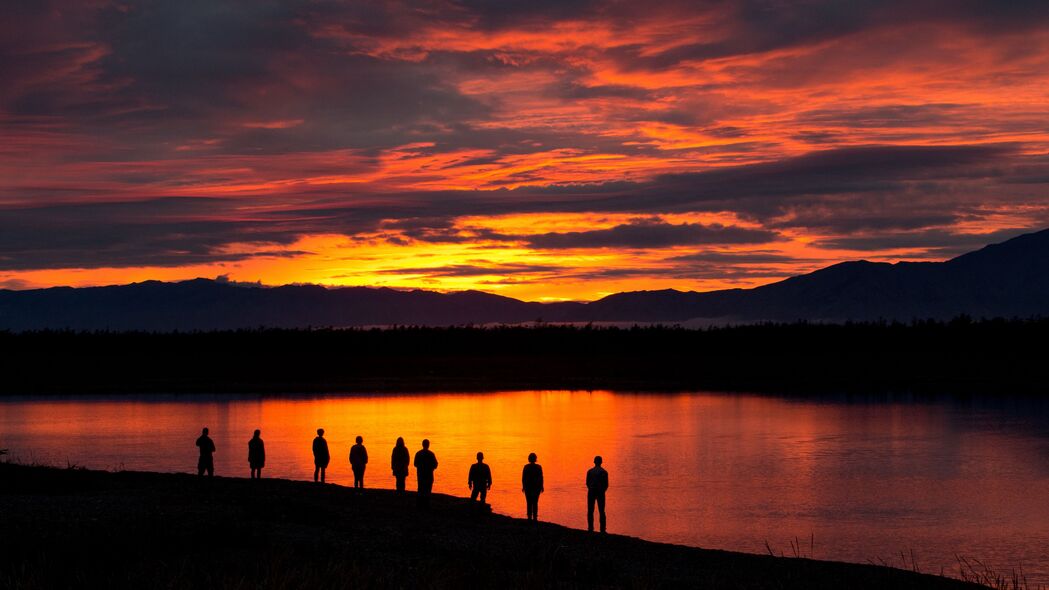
[[1, 391, 1048, 583]]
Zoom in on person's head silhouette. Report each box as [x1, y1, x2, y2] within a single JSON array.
[[476, 451, 484, 462], [422, 439, 430, 449], [396, 437, 404, 447], [528, 452, 537, 463], [202, 427, 209, 436], [356, 435, 363, 444], [594, 455, 603, 466], [317, 428, 325, 437], [253, 429, 261, 438]]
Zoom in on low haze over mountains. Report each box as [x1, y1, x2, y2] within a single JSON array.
[[2, 229, 1047, 331]]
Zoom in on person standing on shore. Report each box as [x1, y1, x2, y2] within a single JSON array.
[[521, 453, 544, 521], [586, 455, 608, 533], [467, 451, 492, 508], [413, 439, 438, 507], [248, 429, 265, 479], [391, 437, 410, 492], [350, 435, 368, 489], [195, 427, 216, 477], [313, 428, 330, 483]]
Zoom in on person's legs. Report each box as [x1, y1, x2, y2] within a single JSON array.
[[470, 487, 480, 502], [320, 466, 326, 483], [587, 492, 596, 531], [597, 494, 606, 533], [417, 475, 433, 507], [198, 458, 205, 477], [395, 475, 405, 491], [314, 465, 320, 482], [478, 487, 487, 505]]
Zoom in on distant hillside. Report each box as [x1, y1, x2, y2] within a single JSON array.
[[1, 228, 1047, 330], [0, 280, 580, 331], [579, 227, 1049, 323]]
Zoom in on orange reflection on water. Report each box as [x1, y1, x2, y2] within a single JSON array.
[[3, 391, 1049, 584]]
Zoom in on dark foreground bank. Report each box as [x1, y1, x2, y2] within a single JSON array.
[[0, 464, 985, 589], [2, 321, 1048, 395]]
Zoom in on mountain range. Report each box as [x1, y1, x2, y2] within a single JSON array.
[[2, 228, 1047, 331]]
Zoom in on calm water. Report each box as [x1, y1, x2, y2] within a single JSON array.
[[2, 391, 1048, 582]]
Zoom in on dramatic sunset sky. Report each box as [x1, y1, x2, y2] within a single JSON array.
[[2, 1, 1048, 300]]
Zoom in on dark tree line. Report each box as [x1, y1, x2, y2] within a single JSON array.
[[2, 318, 1047, 395]]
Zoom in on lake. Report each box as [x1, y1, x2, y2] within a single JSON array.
[[2, 391, 1047, 583]]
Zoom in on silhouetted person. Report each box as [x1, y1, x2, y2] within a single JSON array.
[[522, 452, 544, 521], [313, 428, 330, 483], [350, 435, 368, 489], [391, 437, 410, 492], [413, 439, 438, 507], [196, 427, 216, 477], [586, 455, 608, 533], [248, 429, 265, 479], [468, 451, 492, 508]]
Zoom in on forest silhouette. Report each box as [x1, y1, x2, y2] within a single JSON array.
[[1, 319, 1046, 395]]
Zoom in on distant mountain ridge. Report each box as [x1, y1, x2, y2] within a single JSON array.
[[2, 228, 1048, 330]]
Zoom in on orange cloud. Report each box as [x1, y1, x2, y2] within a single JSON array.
[[2, 1, 1049, 297]]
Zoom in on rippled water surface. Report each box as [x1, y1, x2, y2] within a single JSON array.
[[3, 391, 1048, 582]]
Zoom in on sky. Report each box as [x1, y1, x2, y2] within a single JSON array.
[[2, 0, 1048, 301]]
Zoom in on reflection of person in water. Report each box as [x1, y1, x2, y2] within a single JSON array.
[[521, 453, 544, 521], [313, 428, 330, 483], [248, 429, 265, 479], [196, 427, 216, 477], [413, 439, 438, 507], [391, 437, 410, 492], [350, 435, 368, 489], [468, 451, 492, 507]]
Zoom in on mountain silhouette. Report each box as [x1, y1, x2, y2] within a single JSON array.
[[2, 229, 1047, 330]]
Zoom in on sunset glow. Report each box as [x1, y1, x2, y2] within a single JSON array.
[[3, 1, 1049, 299]]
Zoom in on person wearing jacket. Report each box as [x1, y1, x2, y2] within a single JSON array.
[[413, 439, 438, 507], [313, 428, 330, 483], [391, 437, 410, 492], [521, 452, 544, 521], [196, 427, 216, 477], [349, 435, 369, 489], [586, 455, 609, 533], [248, 429, 265, 479], [468, 451, 492, 508]]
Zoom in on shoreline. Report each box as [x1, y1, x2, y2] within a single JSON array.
[[0, 463, 985, 589]]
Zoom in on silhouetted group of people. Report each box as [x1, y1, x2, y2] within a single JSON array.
[[194, 427, 608, 532]]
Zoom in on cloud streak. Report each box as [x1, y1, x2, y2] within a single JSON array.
[[2, 0, 1049, 299]]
